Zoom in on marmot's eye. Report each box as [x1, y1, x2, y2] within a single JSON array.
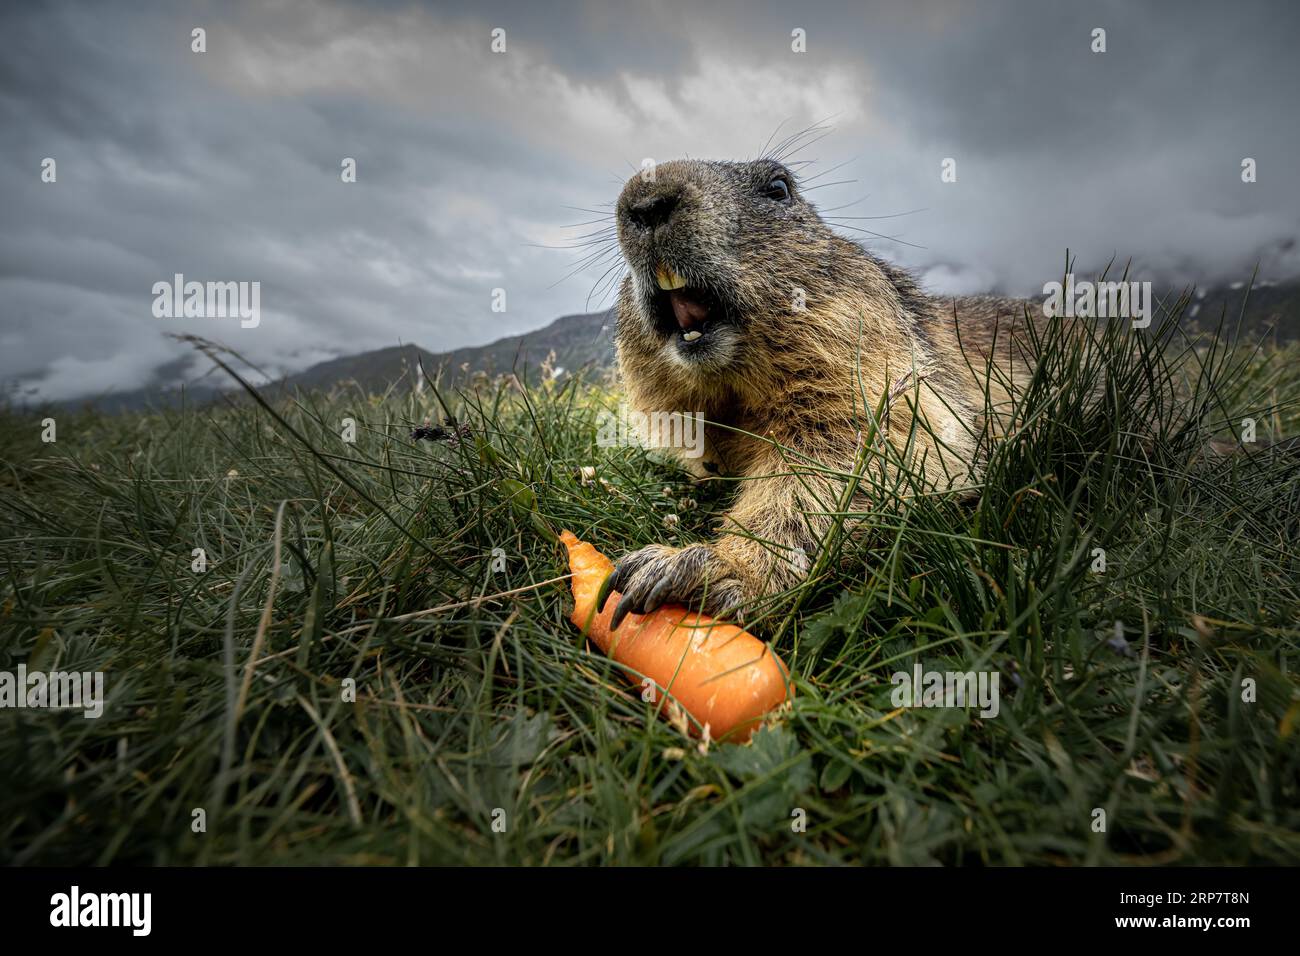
[[765, 177, 791, 202]]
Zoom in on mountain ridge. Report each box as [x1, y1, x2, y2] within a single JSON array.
[[55, 309, 617, 414]]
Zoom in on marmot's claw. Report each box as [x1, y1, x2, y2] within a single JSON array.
[[603, 544, 668, 622], [643, 576, 677, 614], [606, 543, 746, 630], [609, 592, 638, 632]]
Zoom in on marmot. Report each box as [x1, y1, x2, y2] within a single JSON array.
[[606, 157, 1041, 628]]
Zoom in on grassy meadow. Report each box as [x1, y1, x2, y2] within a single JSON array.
[[2, 297, 1299, 866]]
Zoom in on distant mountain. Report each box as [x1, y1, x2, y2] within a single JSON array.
[[48, 278, 1300, 414], [56, 309, 617, 414], [276, 309, 616, 394], [1181, 280, 1300, 341]]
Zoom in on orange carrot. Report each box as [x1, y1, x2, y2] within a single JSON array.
[[560, 530, 793, 743]]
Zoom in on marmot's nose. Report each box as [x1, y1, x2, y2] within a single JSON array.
[[627, 192, 679, 230]]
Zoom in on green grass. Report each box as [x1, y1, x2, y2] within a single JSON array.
[[2, 297, 1299, 866]]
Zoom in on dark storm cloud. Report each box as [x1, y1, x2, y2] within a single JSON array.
[[2, 0, 1297, 402]]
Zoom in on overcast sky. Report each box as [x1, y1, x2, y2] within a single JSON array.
[[3, 0, 1298, 403]]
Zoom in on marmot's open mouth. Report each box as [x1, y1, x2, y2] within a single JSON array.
[[653, 262, 722, 343]]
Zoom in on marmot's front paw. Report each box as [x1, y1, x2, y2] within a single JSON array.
[[604, 542, 748, 630]]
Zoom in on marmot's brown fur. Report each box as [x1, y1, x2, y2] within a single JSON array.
[[607, 157, 1042, 628]]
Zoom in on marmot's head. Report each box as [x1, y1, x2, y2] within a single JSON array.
[[615, 157, 884, 375]]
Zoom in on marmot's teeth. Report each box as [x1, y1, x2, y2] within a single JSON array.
[[681, 329, 703, 342], [655, 263, 688, 291]]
